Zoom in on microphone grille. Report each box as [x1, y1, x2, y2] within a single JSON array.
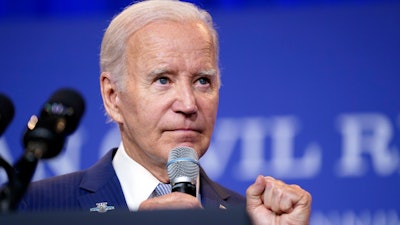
[[167, 146, 199, 184]]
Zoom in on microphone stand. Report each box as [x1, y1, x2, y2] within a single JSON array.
[[0, 154, 18, 213], [0, 142, 42, 213]]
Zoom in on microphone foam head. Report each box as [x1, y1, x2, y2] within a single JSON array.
[[167, 146, 199, 185], [22, 88, 85, 159], [41, 88, 85, 135]]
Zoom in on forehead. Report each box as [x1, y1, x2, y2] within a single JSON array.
[[127, 20, 214, 52], [125, 20, 218, 73]]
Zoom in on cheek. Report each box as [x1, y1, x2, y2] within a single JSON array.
[[134, 97, 170, 128], [204, 95, 219, 117], [117, 92, 144, 124], [199, 96, 219, 130]]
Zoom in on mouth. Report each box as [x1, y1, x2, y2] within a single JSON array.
[[167, 128, 201, 133], [163, 126, 204, 137], [161, 128, 206, 150]]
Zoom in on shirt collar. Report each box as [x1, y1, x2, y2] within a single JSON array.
[[112, 142, 160, 211]]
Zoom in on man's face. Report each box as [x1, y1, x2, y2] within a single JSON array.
[[108, 21, 219, 174]]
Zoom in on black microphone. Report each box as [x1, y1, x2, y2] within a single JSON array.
[[1, 88, 85, 212], [166, 146, 199, 197], [22, 88, 85, 159], [0, 93, 15, 137]]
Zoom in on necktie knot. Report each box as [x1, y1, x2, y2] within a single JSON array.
[[151, 183, 172, 198]]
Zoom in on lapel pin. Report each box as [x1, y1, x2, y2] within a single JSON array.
[[219, 204, 227, 209], [90, 202, 115, 213]]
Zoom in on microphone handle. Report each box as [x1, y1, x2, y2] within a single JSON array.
[[14, 141, 47, 184], [172, 182, 196, 197]]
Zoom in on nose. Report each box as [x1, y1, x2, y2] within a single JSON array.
[[172, 83, 198, 116]]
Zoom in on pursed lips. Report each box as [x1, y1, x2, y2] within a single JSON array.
[[168, 128, 201, 133], [163, 126, 203, 135]]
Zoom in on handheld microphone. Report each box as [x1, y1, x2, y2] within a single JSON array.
[[0, 88, 85, 212], [166, 146, 199, 197], [0, 93, 15, 137]]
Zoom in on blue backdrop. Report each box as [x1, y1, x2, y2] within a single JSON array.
[[1, 1, 400, 224]]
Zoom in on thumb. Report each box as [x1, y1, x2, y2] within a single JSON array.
[[246, 175, 266, 208]]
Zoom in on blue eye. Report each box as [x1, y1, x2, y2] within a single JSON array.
[[198, 77, 210, 85], [158, 77, 169, 85]]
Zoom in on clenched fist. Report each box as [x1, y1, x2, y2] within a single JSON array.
[[246, 176, 312, 225]]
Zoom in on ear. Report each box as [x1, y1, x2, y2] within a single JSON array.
[[100, 72, 123, 123]]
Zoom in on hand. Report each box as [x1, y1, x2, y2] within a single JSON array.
[[138, 192, 203, 211], [246, 175, 312, 225]]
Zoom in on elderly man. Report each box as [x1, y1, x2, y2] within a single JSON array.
[[19, 1, 311, 224]]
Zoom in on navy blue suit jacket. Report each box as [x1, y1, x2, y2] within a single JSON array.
[[18, 149, 245, 212]]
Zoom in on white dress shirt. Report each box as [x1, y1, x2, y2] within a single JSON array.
[[112, 143, 160, 211]]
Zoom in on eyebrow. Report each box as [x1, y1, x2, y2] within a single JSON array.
[[147, 67, 170, 80], [197, 69, 218, 77], [148, 68, 218, 78]]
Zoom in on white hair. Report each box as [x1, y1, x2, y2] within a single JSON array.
[[100, 0, 219, 90]]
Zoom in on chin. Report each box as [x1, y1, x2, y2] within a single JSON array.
[[165, 143, 205, 156]]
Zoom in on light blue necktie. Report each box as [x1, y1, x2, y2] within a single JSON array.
[[151, 183, 172, 198]]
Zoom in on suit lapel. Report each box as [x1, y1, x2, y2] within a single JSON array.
[[199, 167, 231, 209], [77, 149, 129, 212]]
